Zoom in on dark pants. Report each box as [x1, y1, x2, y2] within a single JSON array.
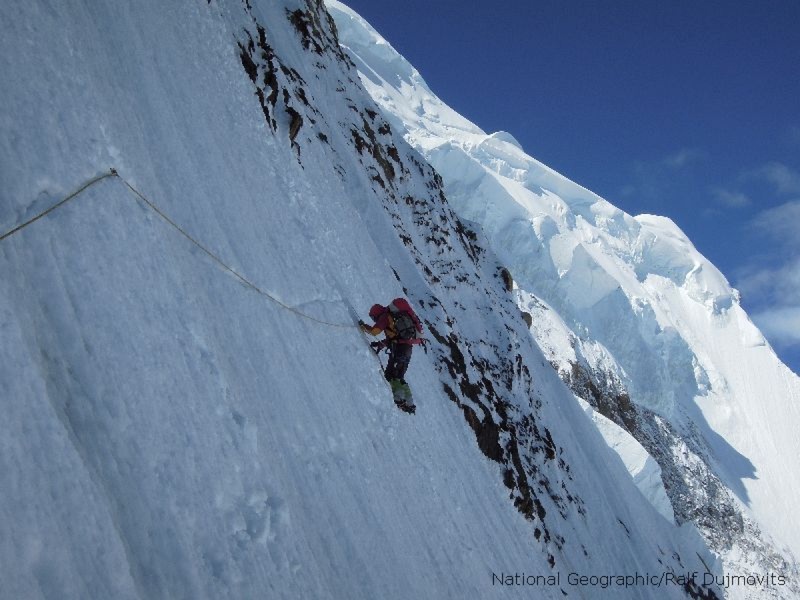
[[385, 342, 412, 382]]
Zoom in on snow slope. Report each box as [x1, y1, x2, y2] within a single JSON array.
[[328, 1, 800, 596], [0, 0, 782, 598]]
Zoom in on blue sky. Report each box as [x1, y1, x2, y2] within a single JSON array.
[[338, 0, 800, 374]]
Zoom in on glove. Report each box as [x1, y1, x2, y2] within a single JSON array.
[[370, 341, 385, 353]]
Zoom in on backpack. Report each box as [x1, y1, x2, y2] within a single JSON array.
[[387, 298, 422, 341]]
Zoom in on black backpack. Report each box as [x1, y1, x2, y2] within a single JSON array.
[[388, 299, 418, 340]]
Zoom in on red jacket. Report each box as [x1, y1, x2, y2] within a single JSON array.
[[362, 311, 393, 337]]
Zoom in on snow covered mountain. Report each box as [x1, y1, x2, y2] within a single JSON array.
[[0, 1, 794, 599], [328, 0, 800, 596]]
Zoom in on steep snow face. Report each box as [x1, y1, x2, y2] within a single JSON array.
[[329, 0, 800, 592], [0, 1, 726, 599]]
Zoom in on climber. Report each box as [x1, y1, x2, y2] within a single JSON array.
[[359, 298, 424, 413]]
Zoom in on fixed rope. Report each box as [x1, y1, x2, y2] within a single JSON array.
[[0, 170, 117, 243], [1, 167, 356, 330]]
